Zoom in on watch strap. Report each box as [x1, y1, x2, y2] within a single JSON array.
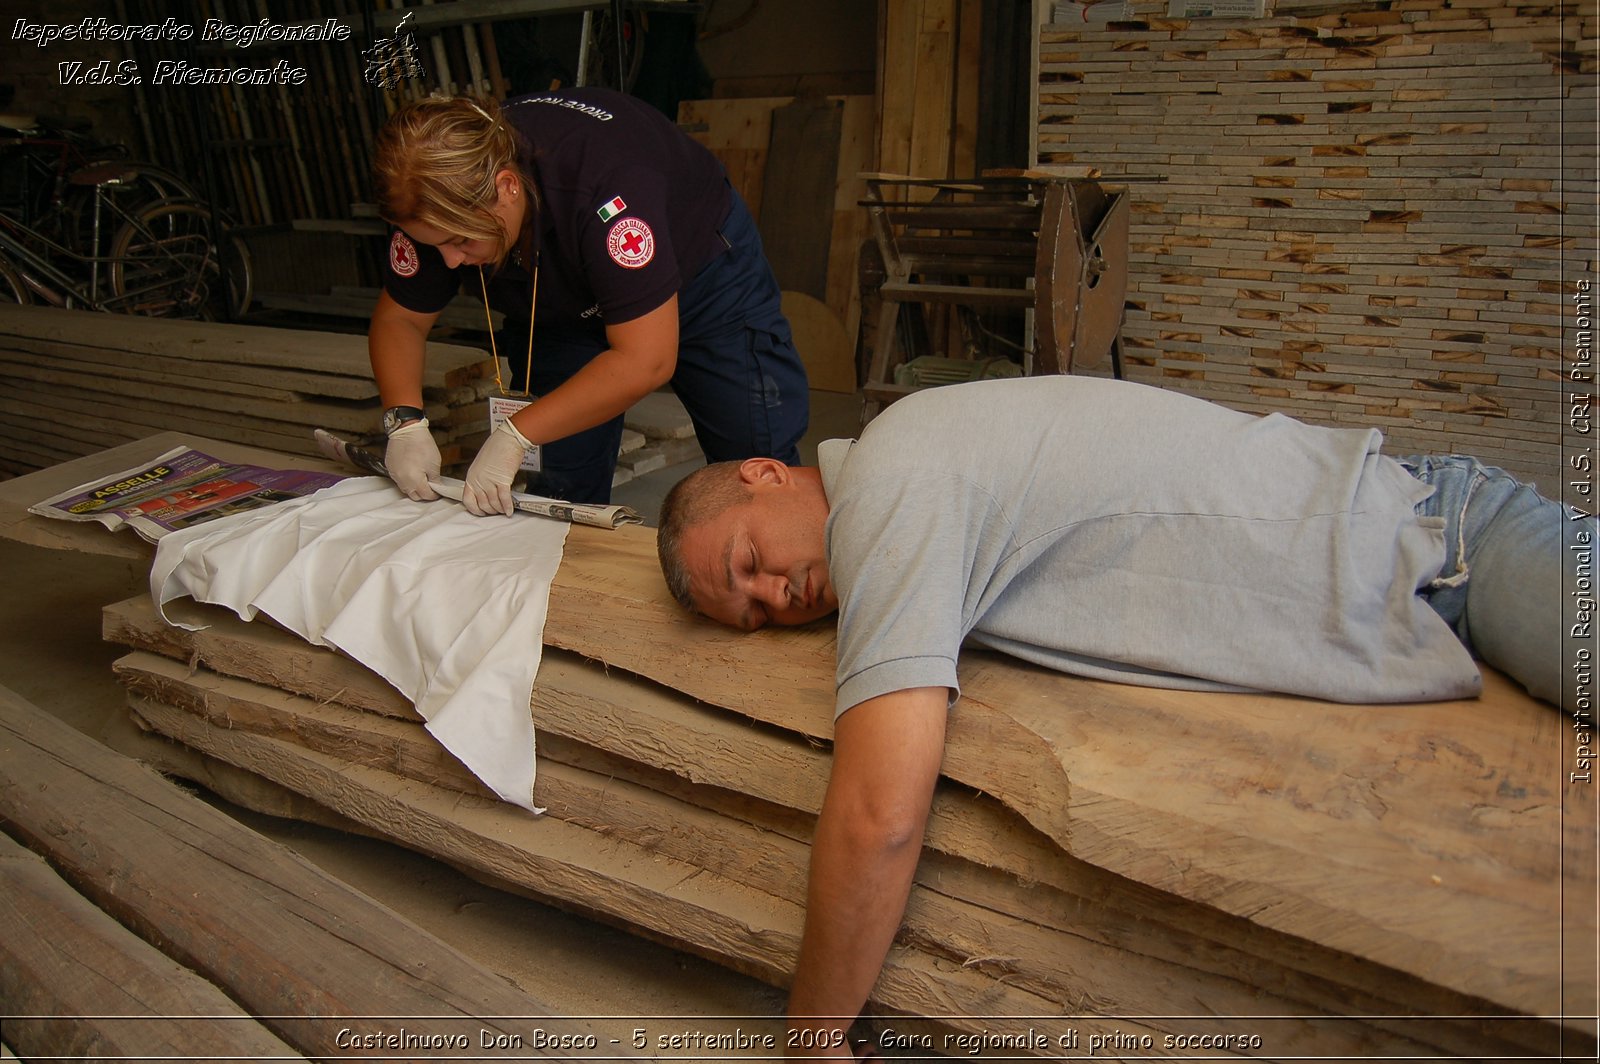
[[382, 405, 427, 436]]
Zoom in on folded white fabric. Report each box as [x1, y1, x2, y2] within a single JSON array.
[[150, 477, 569, 813]]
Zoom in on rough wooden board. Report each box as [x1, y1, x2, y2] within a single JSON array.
[[0, 391, 312, 462], [111, 651, 1561, 1058], [761, 96, 843, 300], [0, 833, 305, 1062], [124, 588, 1553, 1051], [0, 367, 432, 434], [830, 97, 874, 341], [123, 686, 1204, 1052], [0, 682, 600, 1057], [907, 0, 958, 180], [0, 335, 378, 400], [622, 390, 697, 440], [0, 387, 332, 466], [22, 436, 1579, 1028], [11, 436, 1581, 1026], [102, 596, 1082, 892], [547, 524, 1074, 837], [783, 291, 857, 394], [679, 95, 873, 366], [957, 651, 1583, 1015], [0, 432, 346, 558], [542, 523, 1580, 1020], [0, 304, 491, 389], [679, 97, 781, 221], [0, 341, 301, 402], [123, 692, 804, 983]]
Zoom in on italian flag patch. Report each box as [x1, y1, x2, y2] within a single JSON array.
[[597, 196, 627, 222]]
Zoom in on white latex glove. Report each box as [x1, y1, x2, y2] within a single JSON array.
[[462, 419, 534, 516], [384, 418, 441, 501]]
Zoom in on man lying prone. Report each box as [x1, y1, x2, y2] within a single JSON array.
[[655, 376, 1583, 1059]]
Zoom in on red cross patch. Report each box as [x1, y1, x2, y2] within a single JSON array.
[[389, 231, 419, 277], [606, 218, 655, 269]]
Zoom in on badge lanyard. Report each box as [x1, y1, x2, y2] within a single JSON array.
[[479, 256, 537, 398], [479, 255, 543, 472]]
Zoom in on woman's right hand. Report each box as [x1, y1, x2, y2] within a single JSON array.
[[385, 419, 442, 500]]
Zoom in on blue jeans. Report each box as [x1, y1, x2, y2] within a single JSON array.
[[1401, 455, 1595, 711], [509, 188, 809, 504]]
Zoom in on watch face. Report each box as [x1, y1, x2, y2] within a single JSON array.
[[383, 407, 421, 435]]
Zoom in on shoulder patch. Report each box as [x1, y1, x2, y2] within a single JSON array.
[[606, 217, 655, 269], [389, 231, 420, 277]]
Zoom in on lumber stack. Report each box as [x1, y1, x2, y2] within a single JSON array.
[[679, 95, 875, 394], [1035, 0, 1588, 490], [0, 304, 495, 478], [0, 682, 603, 1061], [103, 519, 1593, 1058]]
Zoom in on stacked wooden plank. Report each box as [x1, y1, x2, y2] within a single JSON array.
[[0, 683, 603, 1061], [0, 304, 496, 478], [103, 517, 1593, 1058], [1035, 0, 1588, 490], [680, 96, 875, 394], [878, 0, 984, 182]]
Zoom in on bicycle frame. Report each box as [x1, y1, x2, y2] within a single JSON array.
[[0, 183, 216, 314]]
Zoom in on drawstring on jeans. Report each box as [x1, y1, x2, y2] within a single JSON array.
[[1427, 463, 1483, 590]]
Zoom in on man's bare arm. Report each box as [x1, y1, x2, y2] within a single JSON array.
[[786, 687, 949, 1059]]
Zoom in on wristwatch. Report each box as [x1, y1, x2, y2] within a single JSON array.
[[381, 405, 426, 436]]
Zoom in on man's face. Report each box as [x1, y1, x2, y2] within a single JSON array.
[[678, 466, 837, 631]]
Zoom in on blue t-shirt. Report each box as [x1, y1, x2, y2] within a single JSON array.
[[819, 377, 1482, 716], [382, 88, 732, 329]]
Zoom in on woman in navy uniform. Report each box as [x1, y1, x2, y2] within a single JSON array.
[[369, 88, 809, 510]]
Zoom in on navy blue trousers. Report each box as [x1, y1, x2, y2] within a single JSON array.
[[507, 189, 810, 504]]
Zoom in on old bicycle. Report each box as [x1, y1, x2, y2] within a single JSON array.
[[0, 113, 252, 318]]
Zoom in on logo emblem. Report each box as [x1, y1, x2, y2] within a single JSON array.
[[606, 218, 654, 269], [389, 231, 419, 277]]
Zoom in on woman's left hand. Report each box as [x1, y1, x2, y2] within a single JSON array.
[[462, 420, 535, 516]]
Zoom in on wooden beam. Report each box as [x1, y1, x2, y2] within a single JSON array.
[[0, 832, 304, 1062], [0, 683, 603, 1058], [538, 523, 1587, 1023], [111, 648, 1558, 1058], [103, 597, 1073, 890], [0, 305, 491, 390]]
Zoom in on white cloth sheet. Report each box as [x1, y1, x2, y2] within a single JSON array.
[[150, 477, 569, 813]]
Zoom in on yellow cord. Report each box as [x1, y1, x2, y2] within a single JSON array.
[[480, 260, 537, 398]]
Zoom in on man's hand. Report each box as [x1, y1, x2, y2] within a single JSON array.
[[787, 687, 949, 1057], [384, 419, 441, 501], [462, 419, 534, 516]]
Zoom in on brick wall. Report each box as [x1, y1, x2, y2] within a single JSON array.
[[1037, 0, 1595, 489]]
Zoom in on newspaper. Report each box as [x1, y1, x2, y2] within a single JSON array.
[[313, 429, 642, 529], [27, 446, 346, 543]]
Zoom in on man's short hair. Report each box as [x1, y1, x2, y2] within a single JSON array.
[[656, 461, 751, 611]]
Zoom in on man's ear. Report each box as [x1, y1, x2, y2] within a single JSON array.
[[737, 458, 790, 486]]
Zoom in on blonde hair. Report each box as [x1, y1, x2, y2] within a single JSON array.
[[372, 94, 533, 263]]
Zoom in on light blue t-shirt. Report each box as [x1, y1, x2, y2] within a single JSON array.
[[819, 377, 1481, 718]]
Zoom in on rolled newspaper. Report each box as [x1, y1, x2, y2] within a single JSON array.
[[312, 428, 642, 530]]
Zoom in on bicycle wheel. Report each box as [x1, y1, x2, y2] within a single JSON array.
[[217, 225, 253, 319], [0, 250, 31, 305], [108, 198, 221, 318]]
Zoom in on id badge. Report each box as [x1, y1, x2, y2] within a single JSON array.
[[488, 396, 543, 473]]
